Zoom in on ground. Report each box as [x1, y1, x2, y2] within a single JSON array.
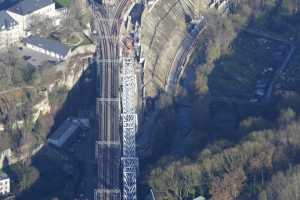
[[16, 46, 59, 67]]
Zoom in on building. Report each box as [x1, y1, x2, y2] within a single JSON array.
[[0, 0, 66, 48], [7, 0, 56, 31], [0, 11, 22, 48], [0, 172, 10, 196], [24, 35, 71, 60], [48, 118, 90, 147]]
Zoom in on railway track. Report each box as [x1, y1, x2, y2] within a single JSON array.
[[91, 1, 133, 200]]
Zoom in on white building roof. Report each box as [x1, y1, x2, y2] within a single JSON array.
[[0, 10, 18, 31]]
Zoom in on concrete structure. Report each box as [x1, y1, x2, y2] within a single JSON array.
[[0, 11, 22, 48], [48, 118, 89, 147], [0, 149, 12, 169], [24, 35, 71, 60], [0, 172, 10, 196]]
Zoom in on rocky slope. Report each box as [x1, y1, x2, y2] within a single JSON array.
[[0, 44, 95, 167], [141, 0, 189, 97]]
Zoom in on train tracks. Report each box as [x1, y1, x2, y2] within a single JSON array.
[[91, 1, 135, 200]]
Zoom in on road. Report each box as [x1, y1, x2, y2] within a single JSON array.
[[90, 1, 133, 200]]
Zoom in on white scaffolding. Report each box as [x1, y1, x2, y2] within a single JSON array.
[[121, 57, 138, 200]]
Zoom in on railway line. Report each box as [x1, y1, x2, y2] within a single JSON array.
[[91, 0, 135, 200]]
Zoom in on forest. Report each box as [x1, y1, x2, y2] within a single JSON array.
[[143, 0, 300, 199]]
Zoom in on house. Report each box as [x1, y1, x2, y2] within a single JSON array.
[[0, 172, 10, 196], [0, 11, 22, 48], [24, 35, 71, 60], [7, 0, 56, 31]]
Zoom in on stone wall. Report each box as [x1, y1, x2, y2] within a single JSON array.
[[141, 0, 188, 97]]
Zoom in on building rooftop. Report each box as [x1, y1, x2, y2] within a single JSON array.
[[0, 172, 9, 181], [24, 35, 70, 57], [0, 10, 18, 31], [193, 196, 206, 200], [49, 118, 81, 141], [8, 0, 54, 15]]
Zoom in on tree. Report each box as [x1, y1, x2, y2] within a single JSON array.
[[210, 167, 246, 200], [259, 165, 300, 200], [278, 107, 296, 128], [28, 15, 56, 37]]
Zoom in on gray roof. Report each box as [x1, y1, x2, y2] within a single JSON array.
[[49, 118, 80, 141], [24, 35, 70, 57], [8, 0, 54, 15], [0, 10, 18, 31], [0, 172, 9, 181]]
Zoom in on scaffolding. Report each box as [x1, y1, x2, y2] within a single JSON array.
[[121, 57, 138, 200]]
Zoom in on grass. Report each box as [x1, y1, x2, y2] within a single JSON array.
[[67, 34, 82, 46], [54, 0, 70, 7]]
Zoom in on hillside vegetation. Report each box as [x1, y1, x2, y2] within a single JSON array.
[[144, 0, 300, 199]]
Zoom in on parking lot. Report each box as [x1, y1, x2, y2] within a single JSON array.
[[16, 45, 60, 67]]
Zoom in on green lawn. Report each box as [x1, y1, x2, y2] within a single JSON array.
[[54, 0, 70, 7]]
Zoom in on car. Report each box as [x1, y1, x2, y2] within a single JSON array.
[[48, 60, 57, 64], [23, 55, 31, 60]]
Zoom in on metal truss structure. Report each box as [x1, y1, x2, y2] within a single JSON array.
[[121, 57, 138, 200]]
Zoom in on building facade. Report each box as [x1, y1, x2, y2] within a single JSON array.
[[0, 173, 10, 196], [0, 11, 23, 48]]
